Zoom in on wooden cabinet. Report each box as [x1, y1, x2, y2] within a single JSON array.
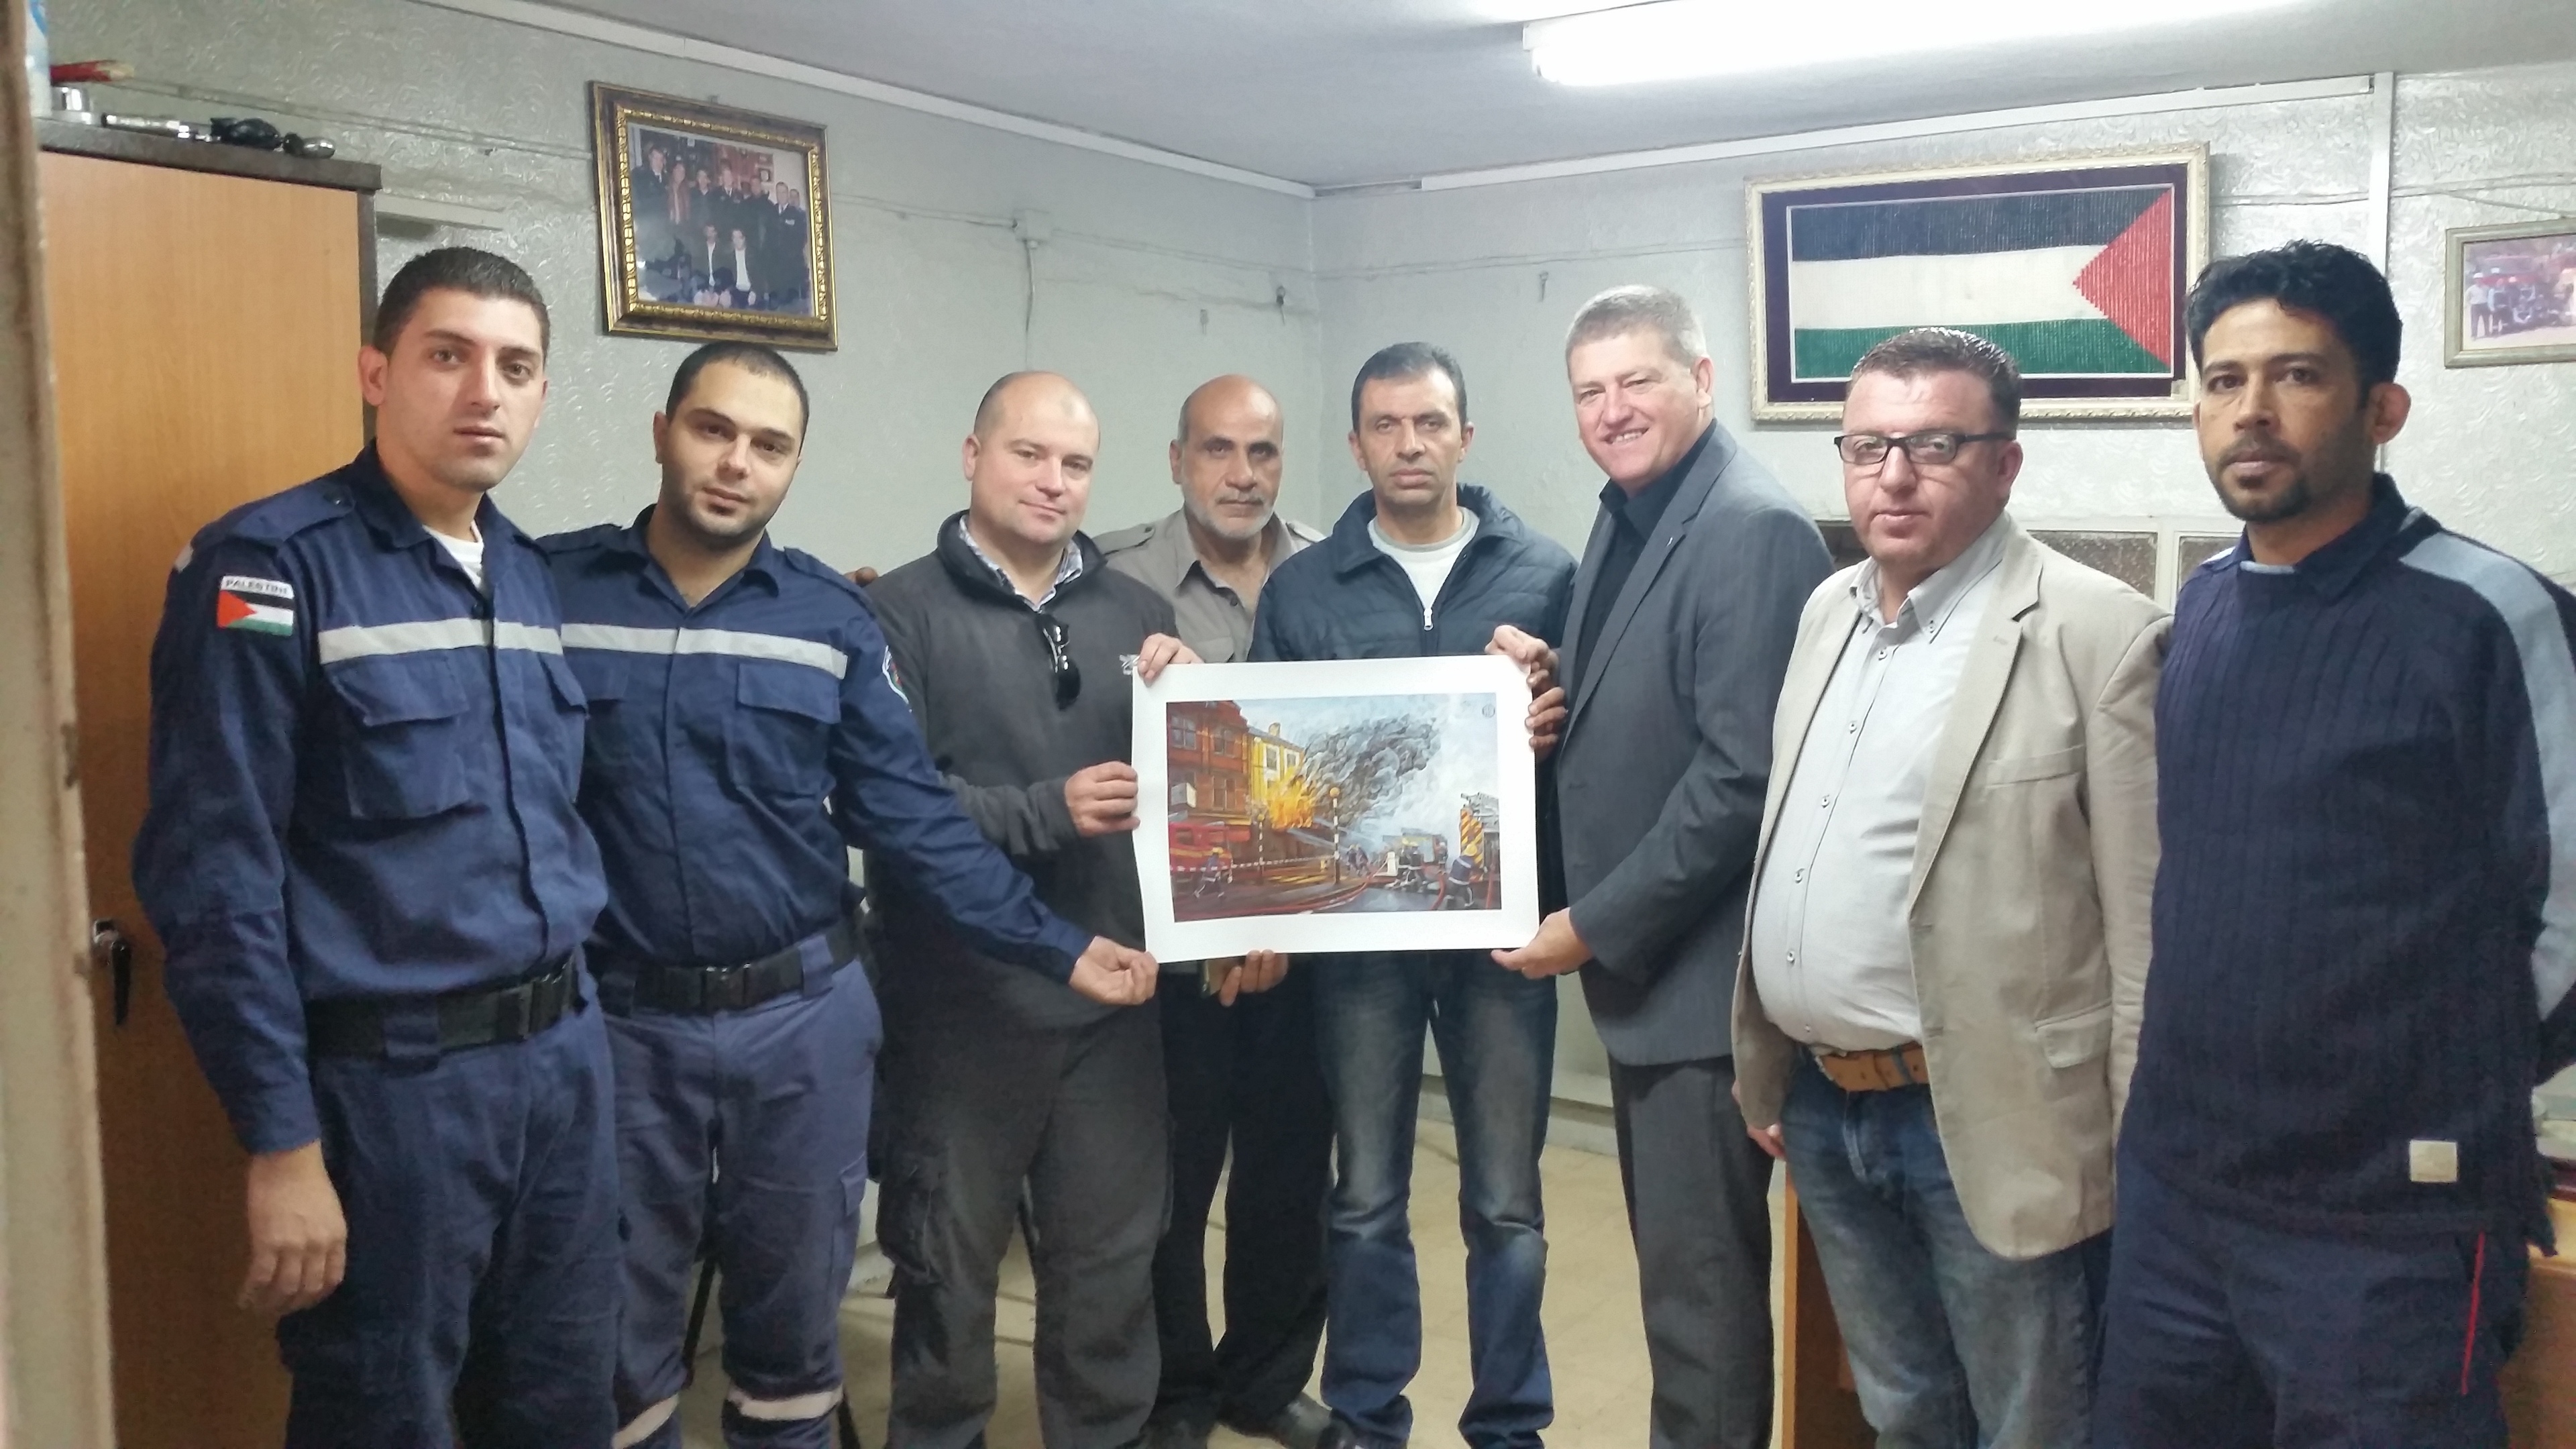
[[37, 122, 377, 1449]]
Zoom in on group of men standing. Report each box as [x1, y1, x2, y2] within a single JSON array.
[[131, 231, 2574, 1449], [632, 133, 813, 313]]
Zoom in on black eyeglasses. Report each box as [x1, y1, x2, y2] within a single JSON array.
[[1034, 612, 1081, 708], [1833, 431, 2014, 468]]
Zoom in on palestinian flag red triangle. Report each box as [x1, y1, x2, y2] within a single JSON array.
[[2074, 192, 2176, 368], [215, 590, 257, 628]]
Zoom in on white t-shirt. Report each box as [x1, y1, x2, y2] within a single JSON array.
[[435, 526, 487, 593], [1367, 508, 1480, 628]]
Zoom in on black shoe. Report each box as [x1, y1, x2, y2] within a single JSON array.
[[1141, 1412, 1212, 1449], [1226, 1395, 1354, 1449]]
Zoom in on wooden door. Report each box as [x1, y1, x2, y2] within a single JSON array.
[[42, 151, 364, 1449]]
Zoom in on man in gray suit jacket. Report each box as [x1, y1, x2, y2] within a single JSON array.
[[1493, 286, 1830, 1449]]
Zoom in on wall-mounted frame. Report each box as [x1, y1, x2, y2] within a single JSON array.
[[1750, 146, 2210, 422], [2445, 217, 2576, 368], [588, 82, 836, 351]]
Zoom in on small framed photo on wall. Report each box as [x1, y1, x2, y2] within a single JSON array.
[[2445, 218, 2576, 368], [1748, 146, 2210, 422], [589, 83, 836, 351]]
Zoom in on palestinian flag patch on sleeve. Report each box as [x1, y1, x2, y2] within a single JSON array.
[[216, 576, 296, 635]]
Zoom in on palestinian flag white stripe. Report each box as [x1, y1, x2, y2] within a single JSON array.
[[1788, 246, 2104, 331]]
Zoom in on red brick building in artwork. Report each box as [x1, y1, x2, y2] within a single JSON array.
[[1167, 700, 1254, 865]]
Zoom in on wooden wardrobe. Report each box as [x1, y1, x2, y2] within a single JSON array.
[[36, 119, 377, 1449]]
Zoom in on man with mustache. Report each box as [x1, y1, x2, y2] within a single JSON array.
[[2099, 240, 2576, 1448], [1096, 376, 1340, 1449], [540, 343, 1159, 1449]]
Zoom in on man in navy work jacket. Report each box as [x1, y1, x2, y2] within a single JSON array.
[[1243, 343, 1576, 1449], [2099, 240, 2576, 1448], [131, 247, 617, 1446], [540, 345, 1160, 1449]]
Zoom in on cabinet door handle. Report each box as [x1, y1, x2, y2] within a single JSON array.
[[91, 920, 133, 1028]]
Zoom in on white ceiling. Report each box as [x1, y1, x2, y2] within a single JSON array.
[[540, 0, 2576, 188]]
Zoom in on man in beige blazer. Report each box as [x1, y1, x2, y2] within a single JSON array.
[[1731, 328, 2167, 1449]]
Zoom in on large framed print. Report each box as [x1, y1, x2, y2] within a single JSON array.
[[1749, 146, 2210, 421], [1134, 655, 1539, 961], [589, 82, 836, 351], [2445, 217, 2576, 368]]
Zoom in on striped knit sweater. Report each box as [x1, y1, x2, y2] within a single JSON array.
[[2127, 478, 2576, 1237]]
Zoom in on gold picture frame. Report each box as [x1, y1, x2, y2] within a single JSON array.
[[588, 83, 836, 351], [1747, 145, 2210, 423], [2444, 217, 2576, 368]]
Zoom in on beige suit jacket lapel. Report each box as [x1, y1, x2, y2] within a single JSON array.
[[1906, 521, 2045, 914]]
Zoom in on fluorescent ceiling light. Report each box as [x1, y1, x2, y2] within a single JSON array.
[[1525, 0, 2308, 86]]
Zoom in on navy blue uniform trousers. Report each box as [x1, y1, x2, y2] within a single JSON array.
[[281, 1000, 620, 1448], [609, 962, 881, 1448], [2096, 1152, 2530, 1449]]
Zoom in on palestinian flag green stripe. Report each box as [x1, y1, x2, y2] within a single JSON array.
[[1792, 320, 2165, 380]]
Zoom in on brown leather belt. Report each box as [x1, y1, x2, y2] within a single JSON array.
[[1813, 1042, 1929, 1093]]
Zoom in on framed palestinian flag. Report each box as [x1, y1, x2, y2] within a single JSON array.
[[1748, 146, 2210, 422]]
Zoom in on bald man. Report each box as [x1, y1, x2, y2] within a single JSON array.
[[1098, 378, 1341, 1449], [869, 372, 1231, 1449]]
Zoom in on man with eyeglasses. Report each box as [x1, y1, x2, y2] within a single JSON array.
[[1730, 327, 2167, 1448], [865, 371, 1244, 1449]]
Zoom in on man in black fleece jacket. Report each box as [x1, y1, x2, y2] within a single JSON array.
[[867, 372, 1269, 1449]]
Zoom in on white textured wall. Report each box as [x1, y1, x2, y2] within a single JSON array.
[[53, 0, 1325, 566]]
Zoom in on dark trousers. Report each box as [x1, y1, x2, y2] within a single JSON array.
[[1149, 969, 1333, 1432], [280, 1000, 621, 1449], [879, 994, 1169, 1449], [1608, 1055, 1777, 1449], [2096, 1151, 2529, 1449], [609, 964, 882, 1449]]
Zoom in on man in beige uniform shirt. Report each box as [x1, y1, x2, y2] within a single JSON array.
[[1731, 329, 2166, 1449], [1097, 376, 1342, 1449]]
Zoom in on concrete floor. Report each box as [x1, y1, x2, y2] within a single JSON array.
[[676, 1120, 1662, 1447]]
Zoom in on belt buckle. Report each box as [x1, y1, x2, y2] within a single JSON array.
[[701, 964, 749, 1013]]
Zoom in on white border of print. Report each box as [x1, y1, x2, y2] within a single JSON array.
[[1133, 655, 1540, 962]]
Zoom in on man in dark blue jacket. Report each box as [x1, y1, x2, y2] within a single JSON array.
[[541, 344, 1157, 1449], [131, 248, 617, 1446], [1246, 343, 1576, 1449], [2101, 241, 2576, 1448]]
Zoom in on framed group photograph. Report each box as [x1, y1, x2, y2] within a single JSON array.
[[2445, 217, 2576, 368], [1748, 146, 2210, 422], [588, 82, 836, 350], [1133, 655, 1540, 962]]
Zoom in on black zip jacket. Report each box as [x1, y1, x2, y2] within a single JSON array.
[[867, 515, 1177, 1028]]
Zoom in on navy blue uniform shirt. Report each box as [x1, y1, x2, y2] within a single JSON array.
[[2130, 478, 2576, 1237], [131, 447, 607, 1156], [539, 514, 1090, 981]]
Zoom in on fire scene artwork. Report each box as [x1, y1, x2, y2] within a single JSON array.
[[1132, 654, 1540, 961]]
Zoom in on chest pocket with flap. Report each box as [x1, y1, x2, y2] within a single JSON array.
[[727, 659, 841, 798], [327, 653, 473, 819]]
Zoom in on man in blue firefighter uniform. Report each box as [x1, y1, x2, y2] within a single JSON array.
[[131, 248, 620, 1446], [541, 342, 1163, 1449]]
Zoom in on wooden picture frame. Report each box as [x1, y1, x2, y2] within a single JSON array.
[[2445, 217, 2576, 368], [1748, 146, 2210, 422], [588, 82, 835, 351]]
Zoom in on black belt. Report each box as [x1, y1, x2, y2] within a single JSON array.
[[612, 918, 859, 1016], [307, 962, 578, 1059]]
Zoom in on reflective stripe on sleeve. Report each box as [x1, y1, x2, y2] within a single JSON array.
[[560, 622, 850, 678], [724, 1384, 845, 1421], [611, 1396, 678, 1448], [315, 618, 565, 663]]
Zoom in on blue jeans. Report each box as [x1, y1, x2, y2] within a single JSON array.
[[1781, 1059, 2103, 1449], [2094, 1150, 2527, 1449], [1311, 951, 1556, 1449]]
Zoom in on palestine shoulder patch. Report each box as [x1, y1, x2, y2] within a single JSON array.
[[216, 582, 295, 636], [880, 651, 909, 704]]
